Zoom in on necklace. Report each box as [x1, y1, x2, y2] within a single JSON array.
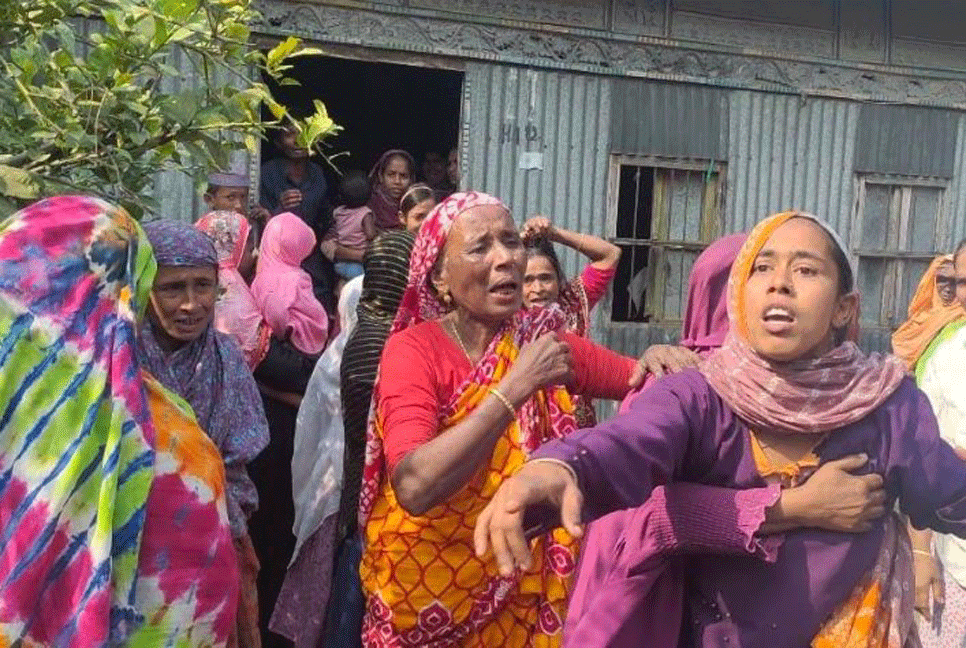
[[447, 318, 473, 361]]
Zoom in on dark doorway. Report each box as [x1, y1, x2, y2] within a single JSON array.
[[262, 54, 464, 187]]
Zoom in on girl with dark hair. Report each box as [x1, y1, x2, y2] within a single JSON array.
[[367, 149, 415, 233], [521, 215, 621, 425], [397, 183, 436, 232]]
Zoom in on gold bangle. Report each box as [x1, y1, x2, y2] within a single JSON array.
[[913, 549, 933, 557], [489, 388, 517, 419]]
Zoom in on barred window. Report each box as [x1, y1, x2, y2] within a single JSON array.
[[853, 175, 947, 339], [609, 156, 725, 324]]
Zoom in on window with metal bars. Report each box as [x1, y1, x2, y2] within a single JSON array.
[[609, 157, 725, 324], [852, 175, 948, 340]]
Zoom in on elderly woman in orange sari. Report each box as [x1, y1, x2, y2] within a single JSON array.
[[357, 192, 643, 647], [892, 255, 965, 377]]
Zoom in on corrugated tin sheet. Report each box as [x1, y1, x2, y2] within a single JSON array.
[[610, 80, 727, 160], [727, 91, 858, 241], [462, 62, 655, 385], [463, 63, 610, 237], [462, 63, 611, 289], [945, 114, 966, 250], [855, 104, 958, 178], [153, 48, 251, 222]]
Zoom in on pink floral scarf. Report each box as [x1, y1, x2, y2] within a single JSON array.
[[701, 211, 906, 435]]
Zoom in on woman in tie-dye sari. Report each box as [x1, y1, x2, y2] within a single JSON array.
[[0, 196, 238, 647]]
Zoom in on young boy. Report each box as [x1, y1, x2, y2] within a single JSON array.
[[204, 170, 272, 225]]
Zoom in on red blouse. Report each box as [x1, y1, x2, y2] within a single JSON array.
[[378, 320, 634, 473]]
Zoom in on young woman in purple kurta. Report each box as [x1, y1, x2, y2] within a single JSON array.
[[565, 232, 887, 648], [477, 212, 966, 648]]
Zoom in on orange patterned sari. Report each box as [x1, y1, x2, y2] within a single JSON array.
[[360, 315, 579, 648]]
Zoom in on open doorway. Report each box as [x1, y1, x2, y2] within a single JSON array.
[[262, 54, 464, 191]]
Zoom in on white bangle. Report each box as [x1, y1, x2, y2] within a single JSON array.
[[528, 458, 579, 486]]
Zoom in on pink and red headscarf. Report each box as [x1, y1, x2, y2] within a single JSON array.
[[195, 211, 271, 368], [390, 191, 507, 336]]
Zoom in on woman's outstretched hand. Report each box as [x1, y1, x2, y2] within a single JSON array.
[[474, 461, 582, 576]]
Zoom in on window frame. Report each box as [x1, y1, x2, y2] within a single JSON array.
[[605, 154, 727, 328], [851, 173, 949, 331]]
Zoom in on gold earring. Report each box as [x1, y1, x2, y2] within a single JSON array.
[[441, 291, 452, 306]]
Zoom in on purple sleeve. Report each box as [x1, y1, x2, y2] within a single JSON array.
[[622, 483, 783, 564], [889, 381, 966, 534], [532, 371, 709, 521], [578, 265, 616, 312]]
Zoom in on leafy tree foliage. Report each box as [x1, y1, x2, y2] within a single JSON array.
[[0, 0, 339, 217]]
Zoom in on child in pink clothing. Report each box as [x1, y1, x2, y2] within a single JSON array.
[[332, 170, 376, 281]]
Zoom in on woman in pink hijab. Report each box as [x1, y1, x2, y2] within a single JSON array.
[[251, 212, 330, 355], [618, 234, 746, 409]]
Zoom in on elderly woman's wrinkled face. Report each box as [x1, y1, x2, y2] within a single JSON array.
[[148, 264, 218, 349], [434, 205, 526, 323], [936, 260, 957, 305]]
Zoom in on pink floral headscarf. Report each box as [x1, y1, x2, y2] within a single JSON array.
[[195, 211, 270, 368], [700, 211, 905, 435], [390, 191, 507, 335]]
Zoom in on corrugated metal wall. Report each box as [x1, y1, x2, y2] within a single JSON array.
[[727, 91, 859, 240], [153, 49, 251, 222], [855, 104, 958, 179], [943, 114, 966, 251], [462, 62, 619, 348], [463, 63, 611, 244], [610, 80, 728, 160]]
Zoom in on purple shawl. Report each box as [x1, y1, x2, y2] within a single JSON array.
[[138, 220, 269, 538]]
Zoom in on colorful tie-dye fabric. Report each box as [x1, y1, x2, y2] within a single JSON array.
[[0, 196, 237, 647], [131, 374, 239, 648]]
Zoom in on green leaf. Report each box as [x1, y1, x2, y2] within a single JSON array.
[[266, 36, 300, 70], [287, 46, 324, 58], [0, 165, 38, 200]]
